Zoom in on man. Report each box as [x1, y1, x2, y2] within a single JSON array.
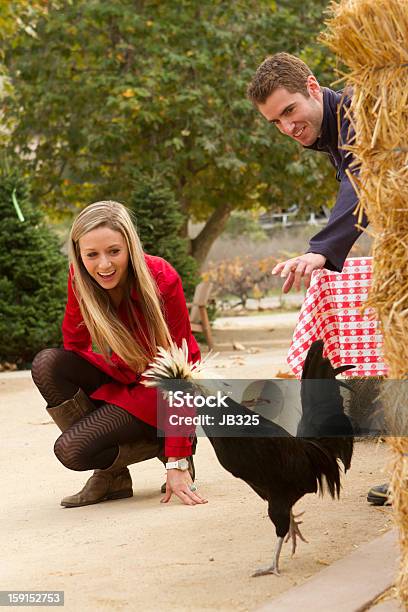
[[247, 52, 389, 506]]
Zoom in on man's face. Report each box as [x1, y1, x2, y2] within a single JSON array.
[[257, 76, 324, 147]]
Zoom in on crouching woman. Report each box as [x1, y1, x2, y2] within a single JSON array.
[[31, 200, 206, 508]]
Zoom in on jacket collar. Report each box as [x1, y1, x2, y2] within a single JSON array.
[[304, 87, 341, 152]]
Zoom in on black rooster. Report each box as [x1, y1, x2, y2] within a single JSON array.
[[144, 339, 354, 576]]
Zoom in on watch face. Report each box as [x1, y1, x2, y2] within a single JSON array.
[[178, 459, 189, 471]]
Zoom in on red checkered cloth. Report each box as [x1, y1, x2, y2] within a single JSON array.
[[287, 257, 387, 378]]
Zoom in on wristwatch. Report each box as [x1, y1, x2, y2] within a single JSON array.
[[165, 459, 189, 471]]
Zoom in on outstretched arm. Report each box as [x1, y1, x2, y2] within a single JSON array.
[[272, 173, 368, 292], [307, 174, 368, 271]]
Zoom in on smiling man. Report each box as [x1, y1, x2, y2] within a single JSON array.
[[247, 53, 391, 507], [247, 52, 368, 294]]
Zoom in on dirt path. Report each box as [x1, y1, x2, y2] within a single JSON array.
[[1, 373, 393, 612]]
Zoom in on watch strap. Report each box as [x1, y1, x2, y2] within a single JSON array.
[[165, 459, 189, 470]]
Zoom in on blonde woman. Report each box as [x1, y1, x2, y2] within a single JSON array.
[[31, 201, 206, 507]]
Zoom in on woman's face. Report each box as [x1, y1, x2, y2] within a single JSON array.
[[79, 226, 129, 293]]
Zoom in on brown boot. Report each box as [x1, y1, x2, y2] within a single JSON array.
[[60, 467, 133, 508], [61, 439, 161, 508], [47, 390, 162, 508], [46, 388, 96, 431]]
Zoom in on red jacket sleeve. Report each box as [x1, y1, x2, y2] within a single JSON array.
[[62, 270, 92, 351]]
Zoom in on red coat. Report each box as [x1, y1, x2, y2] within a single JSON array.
[[62, 255, 201, 457]]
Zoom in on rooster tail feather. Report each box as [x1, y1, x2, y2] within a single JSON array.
[[305, 440, 342, 498]]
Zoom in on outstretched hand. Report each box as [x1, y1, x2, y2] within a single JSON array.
[[161, 469, 208, 506], [272, 253, 326, 293]]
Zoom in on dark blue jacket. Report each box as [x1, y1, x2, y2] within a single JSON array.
[[305, 87, 368, 271]]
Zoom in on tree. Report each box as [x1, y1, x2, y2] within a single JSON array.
[[204, 255, 277, 309], [0, 1, 49, 147], [4, 0, 338, 266], [0, 163, 67, 364], [0, 1, 47, 49], [128, 173, 199, 298]]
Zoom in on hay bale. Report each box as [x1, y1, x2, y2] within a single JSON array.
[[323, 0, 408, 603]]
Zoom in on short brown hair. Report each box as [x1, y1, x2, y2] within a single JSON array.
[[247, 52, 313, 105]]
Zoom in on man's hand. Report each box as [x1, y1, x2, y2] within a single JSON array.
[[272, 253, 326, 293]]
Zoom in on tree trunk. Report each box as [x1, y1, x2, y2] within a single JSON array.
[[191, 203, 233, 267], [180, 216, 190, 250]]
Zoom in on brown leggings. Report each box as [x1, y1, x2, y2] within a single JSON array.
[[31, 348, 161, 471]]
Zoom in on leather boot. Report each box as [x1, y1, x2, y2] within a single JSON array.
[[61, 439, 161, 508], [367, 482, 391, 506], [46, 388, 96, 431], [47, 389, 162, 508]]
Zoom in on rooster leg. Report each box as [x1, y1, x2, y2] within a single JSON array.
[[252, 537, 284, 577], [284, 510, 308, 556]]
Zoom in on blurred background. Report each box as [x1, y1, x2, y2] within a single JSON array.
[[0, 0, 372, 368]]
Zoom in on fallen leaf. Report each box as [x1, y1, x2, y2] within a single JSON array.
[[28, 420, 54, 426], [316, 559, 330, 566], [276, 370, 297, 379]]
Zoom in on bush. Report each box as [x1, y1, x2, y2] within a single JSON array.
[[224, 211, 268, 242], [0, 167, 67, 365], [204, 255, 277, 309], [128, 173, 199, 299]]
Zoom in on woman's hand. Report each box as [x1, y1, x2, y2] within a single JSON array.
[[161, 469, 208, 506]]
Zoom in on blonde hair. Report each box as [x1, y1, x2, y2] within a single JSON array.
[[69, 200, 172, 373]]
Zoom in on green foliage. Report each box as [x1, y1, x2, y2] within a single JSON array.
[[0, 1, 47, 51], [3, 0, 338, 259], [225, 211, 268, 242], [0, 164, 67, 364], [128, 173, 199, 299]]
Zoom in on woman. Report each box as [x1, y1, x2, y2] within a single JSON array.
[[31, 200, 206, 507]]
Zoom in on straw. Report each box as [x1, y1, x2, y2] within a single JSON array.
[[323, 0, 408, 603]]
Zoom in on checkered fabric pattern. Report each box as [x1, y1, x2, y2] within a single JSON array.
[[287, 257, 387, 378]]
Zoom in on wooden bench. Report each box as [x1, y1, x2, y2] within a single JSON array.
[[187, 281, 214, 350]]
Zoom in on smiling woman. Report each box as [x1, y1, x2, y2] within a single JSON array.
[[79, 227, 130, 308], [31, 200, 206, 509]]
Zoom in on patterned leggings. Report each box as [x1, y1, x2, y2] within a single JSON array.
[[31, 348, 160, 471]]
